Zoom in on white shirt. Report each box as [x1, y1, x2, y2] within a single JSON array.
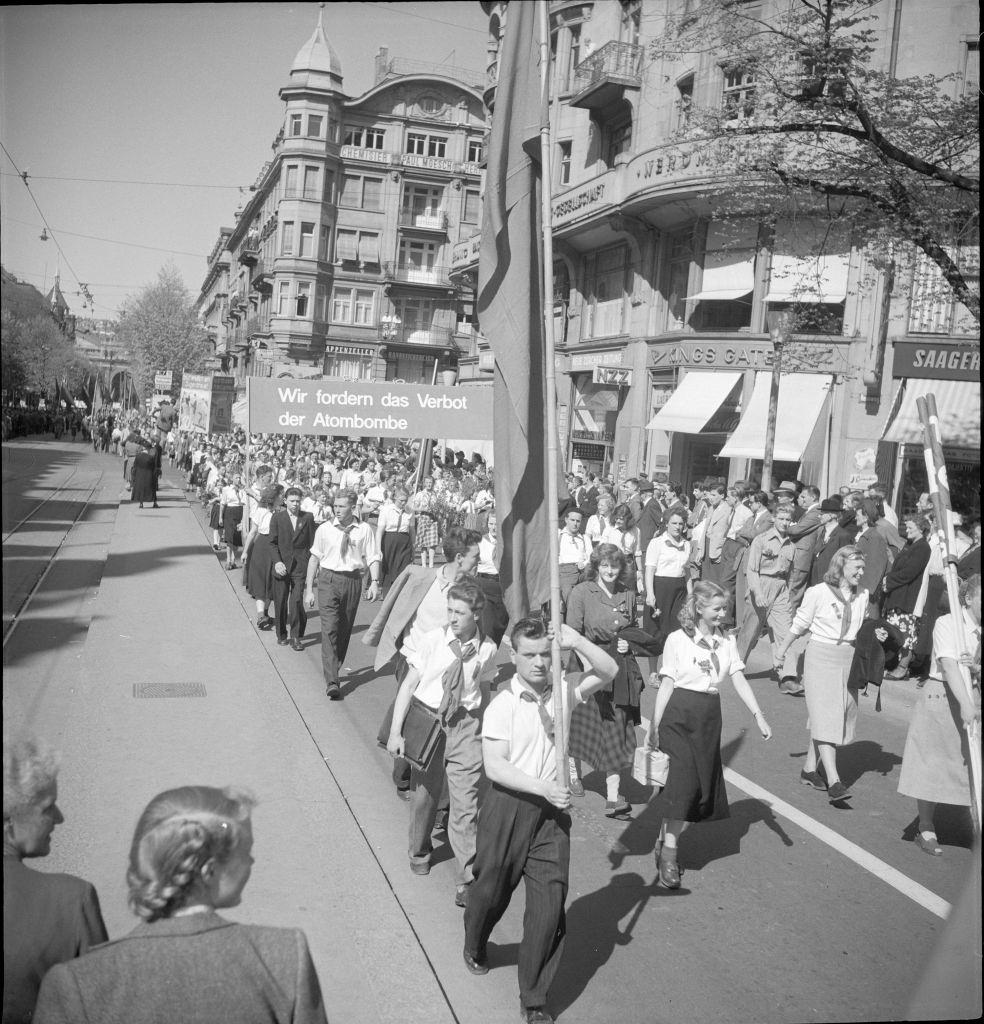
[[726, 503, 753, 540], [310, 518, 381, 572], [219, 485, 244, 507], [251, 507, 273, 536], [408, 626, 498, 713], [600, 524, 640, 558], [931, 609, 982, 680], [378, 504, 412, 533], [401, 570, 455, 662], [558, 530, 590, 568], [790, 583, 870, 645], [659, 628, 745, 694], [477, 535, 497, 576], [645, 534, 692, 577], [585, 514, 609, 546], [482, 674, 588, 783]]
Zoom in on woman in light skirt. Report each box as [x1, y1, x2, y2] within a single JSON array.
[[775, 545, 874, 804]]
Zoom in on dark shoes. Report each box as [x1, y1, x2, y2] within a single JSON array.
[[800, 769, 827, 791], [462, 949, 489, 975], [289, 638, 303, 652], [257, 616, 274, 631], [455, 884, 470, 908], [521, 1007, 555, 1023], [827, 781, 853, 802], [325, 682, 343, 701], [604, 798, 631, 818], [277, 636, 289, 646], [778, 678, 805, 696], [657, 846, 681, 889]]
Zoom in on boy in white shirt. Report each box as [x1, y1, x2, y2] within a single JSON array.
[[388, 580, 498, 907]]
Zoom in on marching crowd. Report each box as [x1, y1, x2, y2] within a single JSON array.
[[4, 418, 981, 1024]]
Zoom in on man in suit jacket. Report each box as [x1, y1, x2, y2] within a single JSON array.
[[636, 479, 664, 554], [785, 485, 823, 609], [809, 497, 855, 586], [701, 484, 731, 585], [270, 486, 316, 649]]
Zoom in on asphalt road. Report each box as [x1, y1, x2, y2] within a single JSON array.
[[2, 438, 979, 1023]]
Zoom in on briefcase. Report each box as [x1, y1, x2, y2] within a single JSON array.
[[631, 745, 669, 789], [377, 696, 443, 771]]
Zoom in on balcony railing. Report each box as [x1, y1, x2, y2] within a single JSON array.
[[383, 262, 453, 288], [239, 232, 261, 265], [570, 40, 643, 110], [398, 208, 449, 232], [379, 324, 454, 347]]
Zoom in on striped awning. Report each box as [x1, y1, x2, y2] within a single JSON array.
[[881, 378, 981, 447]]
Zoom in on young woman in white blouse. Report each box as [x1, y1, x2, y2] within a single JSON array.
[[651, 581, 772, 888], [775, 545, 871, 803]]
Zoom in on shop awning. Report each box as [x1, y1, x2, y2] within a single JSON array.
[[646, 371, 742, 434], [764, 219, 850, 303], [718, 372, 832, 460], [881, 378, 981, 448], [687, 221, 756, 302]]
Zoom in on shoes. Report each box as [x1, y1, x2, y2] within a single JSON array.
[[521, 1009, 555, 1024], [778, 678, 805, 696], [257, 616, 274, 631], [290, 638, 303, 652], [657, 846, 680, 889], [410, 860, 430, 876], [604, 798, 631, 818], [827, 780, 853, 802], [568, 778, 585, 798], [800, 769, 827, 790], [138, 503, 144, 509], [325, 683, 343, 701], [462, 949, 489, 976], [152, 503, 160, 509], [277, 636, 289, 646], [915, 833, 943, 856], [455, 884, 470, 908]]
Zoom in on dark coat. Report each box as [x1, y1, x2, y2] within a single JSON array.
[[883, 537, 932, 615], [33, 911, 326, 1024], [636, 496, 665, 553], [3, 858, 107, 1024], [856, 527, 890, 598], [809, 524, 855, 587], [268, 509, 316, 578], [130, 449, 159, 502]]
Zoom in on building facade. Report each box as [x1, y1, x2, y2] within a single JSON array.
[[462, 0, 979, 513], [196, 11, 487, 391]]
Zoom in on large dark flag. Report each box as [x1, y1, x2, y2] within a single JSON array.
[[478, 1, 553, 622]]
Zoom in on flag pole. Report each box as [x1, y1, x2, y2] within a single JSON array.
[[535, 0, 567, 784], [917, 392, 981, 832]]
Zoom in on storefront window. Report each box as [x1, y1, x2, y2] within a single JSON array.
[[898, 446, 980, 517]]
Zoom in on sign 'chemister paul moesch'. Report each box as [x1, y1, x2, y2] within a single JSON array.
[[246, 377, 494, 439]]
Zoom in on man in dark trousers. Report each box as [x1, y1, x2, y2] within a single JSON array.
[[636, 479, 664, 554], [463, 618, 617, 1024], [270, 486, 316, 650]]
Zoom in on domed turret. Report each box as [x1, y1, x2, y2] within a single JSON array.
[[286, 4, 343, 92]]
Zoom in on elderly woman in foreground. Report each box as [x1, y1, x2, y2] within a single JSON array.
[[34, 785, 327, 1024], [3, 735, 107, 1024]]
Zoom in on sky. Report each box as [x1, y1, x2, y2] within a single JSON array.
[[0, 2, 489, 319]]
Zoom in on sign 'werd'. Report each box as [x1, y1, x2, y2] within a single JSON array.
[[247, 378, 494, 439]]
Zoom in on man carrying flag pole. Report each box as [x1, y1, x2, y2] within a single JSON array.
[[464, 4, 594, 1022]]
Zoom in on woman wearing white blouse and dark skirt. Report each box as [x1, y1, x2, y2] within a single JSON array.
[[650, 581, 772, 888], [775, 545, 872, 803]]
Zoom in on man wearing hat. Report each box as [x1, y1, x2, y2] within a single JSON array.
[[809, 496, 854, 586], [785, 485, 823, 609]]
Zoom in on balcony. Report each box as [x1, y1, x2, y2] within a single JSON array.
[[383, 262, 454, 289], [239, 232, 261, 265], [378, 323, 454, 347], [398, 208, 449, 233], [570, 41, 643, 112], [249, 258, 273, 292]]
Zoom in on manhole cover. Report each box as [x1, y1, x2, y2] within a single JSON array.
[[133, 682, 207, 699]]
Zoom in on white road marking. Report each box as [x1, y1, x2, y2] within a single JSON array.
[[723, 767, 951, 920]]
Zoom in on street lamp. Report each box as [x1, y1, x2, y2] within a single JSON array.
[[761, 309, 794, 494]]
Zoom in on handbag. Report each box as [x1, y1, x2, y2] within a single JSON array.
[[631, 716, 669, 788], [377, 696, 443, 771]]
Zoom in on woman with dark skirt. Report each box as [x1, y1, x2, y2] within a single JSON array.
[[130, 440, 159, 509], [375, 486, 414, 591], [242, 484, 283, 630], [650, 581, 772, 888], [565, 543, 644, 817], [219, 473, 247, 570], [882, 514, 932, 679], [643, 509, 692, 638]]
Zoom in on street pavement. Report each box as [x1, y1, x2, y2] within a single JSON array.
[[3, 438, 980, 1023]]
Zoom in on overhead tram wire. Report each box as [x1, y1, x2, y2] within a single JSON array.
[[0, 171, 244, 190]]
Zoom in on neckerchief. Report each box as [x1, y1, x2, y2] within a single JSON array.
[[336, 521, 356, 556], [826, 584, 854, 642], [519, 686, 554, 740], [438, 636, 478, 724], [694, 632, 722, 675]]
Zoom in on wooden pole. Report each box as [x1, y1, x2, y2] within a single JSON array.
[[536, 0, 567, 786], [917, 392, 981, 832]]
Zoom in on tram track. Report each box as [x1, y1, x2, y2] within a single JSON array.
[[1, 463, 84, 544]]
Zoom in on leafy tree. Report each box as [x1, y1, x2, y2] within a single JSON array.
[[651, 0, 979, 323], [117, 264, 210, 398]]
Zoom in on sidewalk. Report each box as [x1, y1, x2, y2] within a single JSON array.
[[2, 457, 455, 1024]]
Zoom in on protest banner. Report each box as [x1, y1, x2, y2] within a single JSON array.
[[178, 373, 212, 433], [246, 377, 493, 440]]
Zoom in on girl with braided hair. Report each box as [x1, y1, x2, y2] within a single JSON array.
[[34, 786, 327, 1024]]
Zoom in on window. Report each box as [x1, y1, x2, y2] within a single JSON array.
[[354, 290, 376, 325], [406, 132, 427, 155], [299, 223, 315, 258], [280, 221, 295, 256], [908, 233, 980, 336], [303, 166, 320, 200], [584, 245, 629, 339], [283, 165, 298, 198], [467, 138, 484, 163], [427, 135, 447, 158], [277, 281, 291, 315], [330, 287, 353, 322], [665, 231, 696, 330], [420, 96, 444, 116], [339, 174, 383, 210], [330, 287, 376, 326], [566, 25, 582, 91], [335, 230, 380, 266], [402, 183, 444, 225], [325, 353, 372, 381], [722, 66, 756, 119], [676, 75, 694, 130], [289, 113, 303, 137], [690, 221, 756, 331], [344, 125, 385, 149], [319, 224, 330, 260], [394, 297, 451, 344], [964, 41, 980, 96], [399, 239, 440, 273], [605, 119, 632, 167], [558, 140, 572, 186], [296, 282, 312, 318], [366, 128, 385, 149], [620, 0, 641, 46], [406, 132, 447, 158], [307, 115, 323, 138], [463, 189, 481, 223]]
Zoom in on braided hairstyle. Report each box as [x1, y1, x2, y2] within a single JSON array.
[[126, 786, 256, 922]]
